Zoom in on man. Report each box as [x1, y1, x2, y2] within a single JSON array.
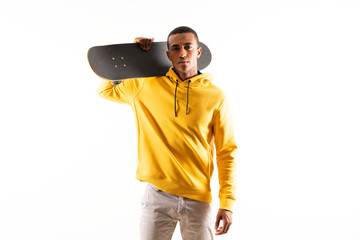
[[97, 26, 237, 240]]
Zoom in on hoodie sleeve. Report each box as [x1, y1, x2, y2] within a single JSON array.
[[213, 97, 237, 211], [96, 78, 144, 104]]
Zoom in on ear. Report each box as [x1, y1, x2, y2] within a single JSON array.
[[197, 47, 202, 59], [166, 50, 170, 61]]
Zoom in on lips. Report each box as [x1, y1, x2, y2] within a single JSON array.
[[178, 60, 189, 64]]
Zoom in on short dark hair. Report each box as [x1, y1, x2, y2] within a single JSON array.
[[167, 26, 199, 49]]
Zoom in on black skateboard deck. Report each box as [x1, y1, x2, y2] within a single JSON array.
[[88, 41, 212, 80]]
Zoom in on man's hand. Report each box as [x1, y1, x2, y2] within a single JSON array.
[[134, 37, 154, 51], [215, 208, 233, 235]]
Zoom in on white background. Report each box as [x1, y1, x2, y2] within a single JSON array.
[[1, 0, 359, 239]]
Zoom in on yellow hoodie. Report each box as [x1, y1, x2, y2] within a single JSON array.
[[97, 68, 237, 211]]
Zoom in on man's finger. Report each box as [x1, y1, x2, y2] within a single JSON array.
[[214, 219, 220, 230], [138, 39, 147, 51], [224, 216, 232, 233], [141, 39, 148, 51], [215, 219, 232, 235], [221, 220, 229, 234], [215, 226, 223, 235], [215, 226, 226, 235], [223, 221, 230, 234], [142, 40, 147, 50], [214, 214, 221, 229], [147, 38, 154, 50], [139, 40, 144, 50], [145, 39, 151, 50]]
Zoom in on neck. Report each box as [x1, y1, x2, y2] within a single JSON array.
[[174, 69, 198, 81]]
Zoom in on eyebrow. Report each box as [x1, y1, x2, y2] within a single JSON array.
[[170, 42, 194, 48]]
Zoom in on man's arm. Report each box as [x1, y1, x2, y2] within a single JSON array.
[[96, 37, 154, 102], [213, 97, 237, 235]]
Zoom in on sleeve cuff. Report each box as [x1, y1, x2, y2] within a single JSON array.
[[219, 196, 235, 212]]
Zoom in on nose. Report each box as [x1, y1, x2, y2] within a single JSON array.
[[179, 47, 186, 58]]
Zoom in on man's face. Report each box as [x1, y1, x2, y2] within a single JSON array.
[[166, 33, 202, 78]]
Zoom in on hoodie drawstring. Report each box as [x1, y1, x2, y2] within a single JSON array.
[[174, 80, 179, 117], [174, 80, 191, 117], [186, 80, 191, 115]]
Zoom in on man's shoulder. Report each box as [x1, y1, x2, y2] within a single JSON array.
[[120, 75, 162, 83], [206, 81, 227, 98], [121, 75, 168, 90]]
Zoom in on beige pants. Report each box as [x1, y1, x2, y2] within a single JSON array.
[[140, 184, 214, 240]]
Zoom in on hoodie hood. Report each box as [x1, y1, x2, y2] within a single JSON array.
[[165, 67, 213, 117], [166, 67, 213, 88]]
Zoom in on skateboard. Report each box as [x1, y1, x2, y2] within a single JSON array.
[[88, 41, 212, 80]]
